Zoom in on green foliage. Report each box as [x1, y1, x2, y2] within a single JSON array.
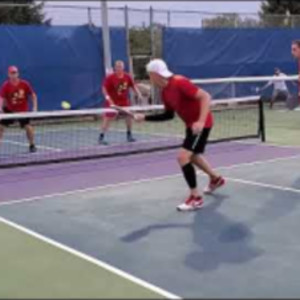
[[0, 0, 49, 25], [260, 0, 300, 27], [129, 27, 151, 56], [202, 13, 260, 28]]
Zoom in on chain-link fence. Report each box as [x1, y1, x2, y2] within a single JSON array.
[[1, 2, 300, 83], [41, 4, 300, 28], [40, 4, 300, 73]]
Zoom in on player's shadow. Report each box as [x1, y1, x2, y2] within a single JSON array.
[[121, 193, 263, 273], [250, 191, 300, 224], [184, 194, 263, 272]]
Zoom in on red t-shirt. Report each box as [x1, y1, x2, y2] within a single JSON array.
[[298, 61, 300, 98], [0, 80, 34, 112], [103, 73, 134, 106], [162, 75, 213, 128]]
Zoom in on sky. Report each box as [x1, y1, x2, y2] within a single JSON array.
[[43, 1, 263, 26]]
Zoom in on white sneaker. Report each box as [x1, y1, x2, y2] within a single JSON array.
[[176, 196, 204, 212]]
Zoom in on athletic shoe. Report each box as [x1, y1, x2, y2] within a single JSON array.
[[99, 139, 109, 145], [204, 176, 225, 194], [127, 135, 136, 143], [99, 134, 109, 145], [176, 195, 204, 212], [29, 144, 37, 153]]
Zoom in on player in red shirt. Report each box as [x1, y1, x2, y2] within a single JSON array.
[[291, 40, 300, 101], [0, 66, 38, 152], [134, 59, 225, 212], [99, 60, 142, 145]]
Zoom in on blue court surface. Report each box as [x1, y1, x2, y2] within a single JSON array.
[[1, 142, 300, 298]]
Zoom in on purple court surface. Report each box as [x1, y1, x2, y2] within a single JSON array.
[[0, 141, 299, 202]]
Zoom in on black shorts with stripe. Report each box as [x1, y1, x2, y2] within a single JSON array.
[[0, 108, 31, 128], [182, 128, 211, 154]]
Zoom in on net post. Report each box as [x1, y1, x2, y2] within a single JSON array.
[[258, 97, 266, 142]]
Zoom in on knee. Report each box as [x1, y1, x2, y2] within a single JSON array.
[[177, 150, 191, 166], [24, 125, 33, 131]]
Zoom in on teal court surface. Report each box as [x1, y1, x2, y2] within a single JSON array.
[[1, 140, 300, 298]]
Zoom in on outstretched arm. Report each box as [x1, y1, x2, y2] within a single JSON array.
[[135, 109, 175, 122]]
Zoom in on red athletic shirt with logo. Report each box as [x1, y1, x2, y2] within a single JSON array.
[[103, 73, 134, 106], [161, 75, 213, 128], [0, 80, 34, 112]]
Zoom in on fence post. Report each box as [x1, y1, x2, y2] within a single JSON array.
[[101, 0, 112, 74], [234, 14, 238, 28], [150, 6, 155, 57], [87, 7, 93, 26], [124, 6, 133, 76], [167, 10, 171, 27]]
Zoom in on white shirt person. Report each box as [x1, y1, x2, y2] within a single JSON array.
[[259, 68, 290, 109]]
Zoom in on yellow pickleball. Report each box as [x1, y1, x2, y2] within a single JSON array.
[[61, 101, 71, 110]]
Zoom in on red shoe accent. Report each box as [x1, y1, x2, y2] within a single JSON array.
[[184, 195, 195, 205], [193, 196, 204, 206], [210, 176, 225, 190]]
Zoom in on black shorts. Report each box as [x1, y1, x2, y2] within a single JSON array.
[[0, 108, 31, 128], [182, 128, 211, 154]]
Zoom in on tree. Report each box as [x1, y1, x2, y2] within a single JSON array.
[[130, 27, 151, 56], [0, 0, 50, 25], [260, 0, 300, 27], [202, 13, 260, 28]]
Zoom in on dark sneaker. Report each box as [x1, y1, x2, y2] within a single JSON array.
[[99, 139, 109, 145], [127, 135, 136, 143], [29, 144, 37, 153]]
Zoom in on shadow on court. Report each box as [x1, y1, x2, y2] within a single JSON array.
[[122, 193, 263, 273]]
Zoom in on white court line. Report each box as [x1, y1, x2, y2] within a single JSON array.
[[1, 153, 300, 208], [2, 139, 62, 152], [0, 216, 180, 299], [234, 139, 300, 150], [226, 177, 300, 194]]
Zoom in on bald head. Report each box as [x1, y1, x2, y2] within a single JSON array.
[[114, 60, 125, 75]]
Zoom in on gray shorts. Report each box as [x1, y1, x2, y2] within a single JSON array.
[[272, 90, 289, 102]]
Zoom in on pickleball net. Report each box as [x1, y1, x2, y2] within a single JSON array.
[[0, 95, 265, 168], [193, 74, 298, 105]]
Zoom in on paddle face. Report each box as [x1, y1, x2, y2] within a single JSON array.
[[286, 95, 299, 110]]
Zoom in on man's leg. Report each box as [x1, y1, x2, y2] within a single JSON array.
[[24, 124, 36, 152], [99, 115, 113, 145], [270, 90, 279, 109], [177, 148, 199, 198], [192, 154, 225, 194], [190, 127, 225, 194], [176, 148, 204, 211], [191, 154, 219, 179], [125, 115, 135, 142], [0, 124, 5, 144]]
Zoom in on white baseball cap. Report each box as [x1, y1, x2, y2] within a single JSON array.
[[146, 59, 173, 78]]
